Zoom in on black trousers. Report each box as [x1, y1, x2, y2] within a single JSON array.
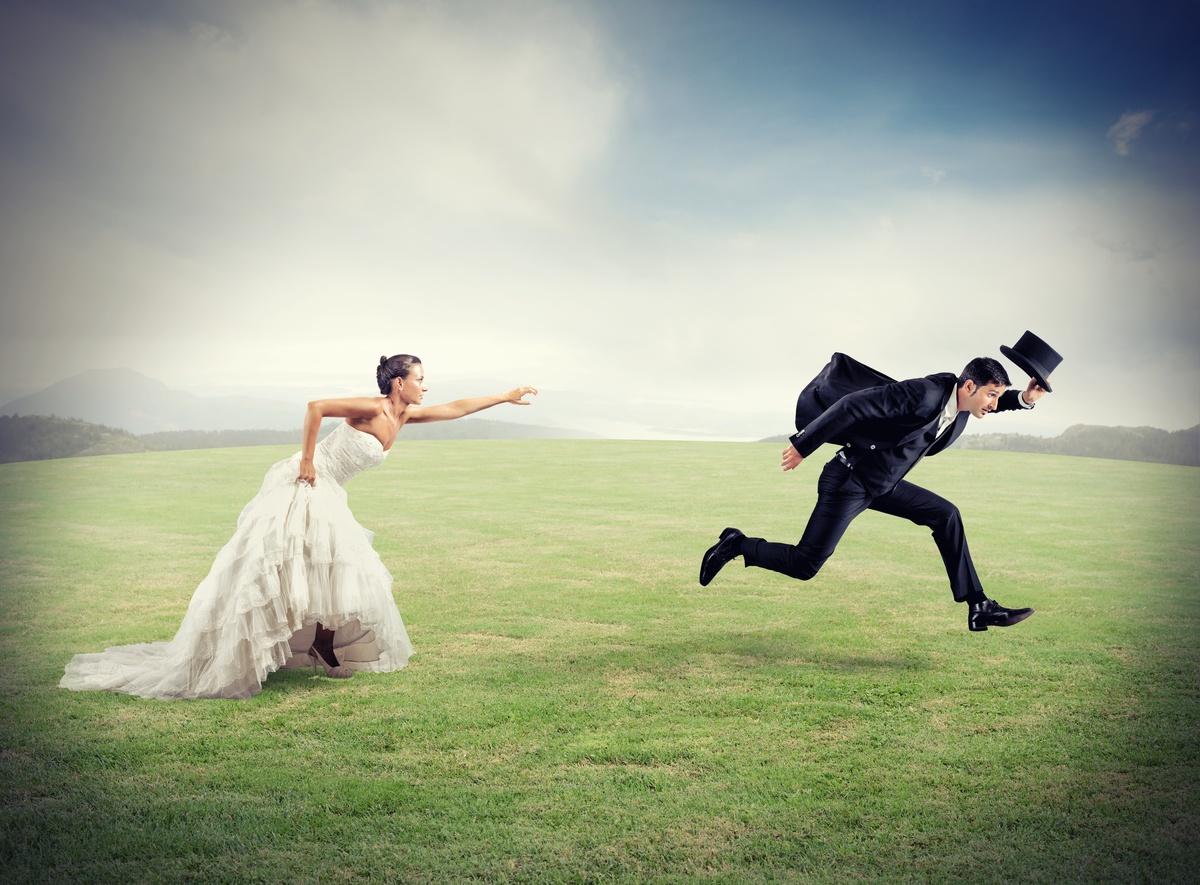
[[742, 455, 983, 602]]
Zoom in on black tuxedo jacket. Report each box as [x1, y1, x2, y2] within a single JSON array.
[[789, 358, 1026, 496]]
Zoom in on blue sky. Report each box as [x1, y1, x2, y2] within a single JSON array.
[[1, 0, 1196, 438]]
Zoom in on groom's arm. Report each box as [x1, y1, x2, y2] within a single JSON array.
[[789, 378, 932, 459]]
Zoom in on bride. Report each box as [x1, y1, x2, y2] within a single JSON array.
[[60, 354, 537, 699]]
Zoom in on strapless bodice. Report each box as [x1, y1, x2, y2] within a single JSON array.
[[316, 422, 388, 486]]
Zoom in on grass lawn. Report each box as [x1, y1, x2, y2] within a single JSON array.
[[1, 440, 1197, 883]]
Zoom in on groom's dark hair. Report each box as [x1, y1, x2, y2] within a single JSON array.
[[958, 357, 1010, 389]]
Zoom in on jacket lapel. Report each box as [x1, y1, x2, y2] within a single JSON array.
[[928, 411, 968, 456]]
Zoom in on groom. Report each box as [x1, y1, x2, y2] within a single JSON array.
[[699, 332, 1063, 632]]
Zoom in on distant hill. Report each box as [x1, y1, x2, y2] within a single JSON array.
[[0, 368, 303, 434], [138, 418, 597, 451], [761, 424, 1199, 467], [397, 419, 598, 441], [0, 415, 599, 464], [0, 415, 148, 463], [0, 368, 601, 444], [951, 424, 1199, 466], [137, 427, 334, 451]]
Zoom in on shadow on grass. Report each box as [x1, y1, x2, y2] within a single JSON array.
[[256, 667, 317, 695]]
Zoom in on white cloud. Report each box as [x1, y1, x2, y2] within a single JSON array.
[[1106, 109, 1155, 157], [32, 0, 621, 224], [0, 0, 626, 388]]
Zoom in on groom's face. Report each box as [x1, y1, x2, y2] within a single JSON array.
[[958, 381, 1007, 419]]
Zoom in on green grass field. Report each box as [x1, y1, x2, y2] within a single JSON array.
[[1, 441, 1197, 883]]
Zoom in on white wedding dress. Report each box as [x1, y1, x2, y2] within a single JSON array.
[[60, 421, 413, 699]]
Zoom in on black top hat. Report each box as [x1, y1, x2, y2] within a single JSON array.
[[1000, 330, 1062, 392]]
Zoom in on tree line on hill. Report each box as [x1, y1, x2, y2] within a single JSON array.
[[0, 414, 596, 464], [0, 415, 146, 463], [950, 423, 1198, 466], [0, 415, 300, 463], [4, 414, 1197, 467], [762, 423, 1198, 467]]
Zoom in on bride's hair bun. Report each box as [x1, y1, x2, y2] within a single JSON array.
[[376, 353, 422, 395]]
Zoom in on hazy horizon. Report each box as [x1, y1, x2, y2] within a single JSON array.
[[6, 364, 1193, 442], [2, 1, 1196, 439]]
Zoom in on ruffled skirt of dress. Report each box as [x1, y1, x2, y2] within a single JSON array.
[[60, 453, 412, 699]]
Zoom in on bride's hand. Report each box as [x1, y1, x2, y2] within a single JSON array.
[[504, 386, 538, 405], [298, 457, 317, 487]]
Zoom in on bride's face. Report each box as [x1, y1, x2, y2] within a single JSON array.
[[396, 365, 427, 405]]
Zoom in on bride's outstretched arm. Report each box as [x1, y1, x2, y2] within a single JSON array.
[[405, 386, 538, 424]]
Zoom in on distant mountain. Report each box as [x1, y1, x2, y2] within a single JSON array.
[[138, 417, 598, 450], [0, 368, 321, 434], [0, 368, 604, 441], [396, 418, 598, 441], [0, 413, 600, 464]]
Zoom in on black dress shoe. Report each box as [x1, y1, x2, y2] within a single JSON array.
[[968, 598, 1034, 632], [699, 527, 745, 586]]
